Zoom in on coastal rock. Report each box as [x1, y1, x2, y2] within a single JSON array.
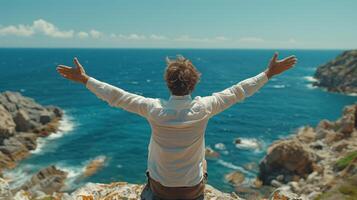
[[13, 109, 33, 132], [15, 132, 38, 151], [337, 104, 356, 136], [205, 147, 220, 159], [0, 137, 29, 161], [225, 171, 245, 186], [0, 151, 16, 172], [13, 190, 31, 200], [258, 139, 315, 184], [313, 50, 357, 94], [269, 187, 307, 200], [64, 182, 241, 200], [18, 165, 68, 196], [257, 103, 357, 198], [296, 126, 316, 143], [0, 91, 64, 187], [0, 178, 13, 200], [0, 91, 62, 130], [83, 156, 107, 178], [0, 105, 16, 141]]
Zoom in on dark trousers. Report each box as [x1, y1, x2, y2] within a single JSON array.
[[141, 160, 208, 200]]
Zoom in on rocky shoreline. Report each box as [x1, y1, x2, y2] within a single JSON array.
[[0, 91, 63, 177], [256, 104, 357, 200], [313, 50, 357, 95]]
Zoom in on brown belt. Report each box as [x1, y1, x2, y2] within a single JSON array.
[[146, 171, 208, 200]]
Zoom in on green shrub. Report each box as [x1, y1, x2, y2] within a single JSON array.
[[335, 151, 357, 171]]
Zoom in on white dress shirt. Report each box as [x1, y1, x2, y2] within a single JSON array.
[[86, 71, 268, 187]]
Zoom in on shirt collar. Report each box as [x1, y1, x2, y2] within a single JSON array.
[[169, 94, 192, 101]]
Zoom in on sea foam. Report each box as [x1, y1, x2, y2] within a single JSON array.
[[235, 138, 263, 152], [30, 111, 76, 154], [303, 76, 318, 83], [217, 159, 254, 177]]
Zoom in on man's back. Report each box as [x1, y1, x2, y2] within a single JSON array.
[[147, 95, 210, 187], [85, 71, 268, 187]]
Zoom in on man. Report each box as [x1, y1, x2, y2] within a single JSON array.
[[56, 53, 297, 200]]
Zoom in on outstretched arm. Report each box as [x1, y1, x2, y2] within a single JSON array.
[[56, 58, 155, 117], [201, 52, 297, 117]]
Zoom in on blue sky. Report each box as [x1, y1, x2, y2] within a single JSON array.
[[1, 0, 356, 49]]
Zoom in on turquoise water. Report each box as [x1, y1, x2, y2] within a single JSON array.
[[0, 48, 355, 192]]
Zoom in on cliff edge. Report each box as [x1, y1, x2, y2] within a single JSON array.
[[258, 104, 357, 200], [314, 50, 357, 94]]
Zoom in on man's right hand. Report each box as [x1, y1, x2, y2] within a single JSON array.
[[56, 57, 89, 84], [265, 52, 297, 79]]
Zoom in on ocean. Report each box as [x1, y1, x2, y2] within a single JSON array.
[[0, 48, 356, 192]]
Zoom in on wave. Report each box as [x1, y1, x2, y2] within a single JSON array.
[[57, 163, 85, 191], [272, 84, 286, 89], [303, 76, 319, 90], [58, 155, 108, 191], [306, 84, 318, 90], [2, 164, 36, 189], [30, 111, 76, 154], [216, 159, 254, 177], [214, 143, 226, 151], [347, 93, 357, 96], [235, 138, 263, 152], [303, 76, 318, 83]]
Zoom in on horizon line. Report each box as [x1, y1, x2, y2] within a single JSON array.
[[0, 47, 352, 51]]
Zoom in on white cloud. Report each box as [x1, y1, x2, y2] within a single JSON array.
[[0, 19, 73, 38], [32, 19, 74, 38], [238, 37, 265, 43], [215, 36, 229, 41], [174, 35, 231, 43], [77, 31, 89, 39], [0, 24, 34, 36], [150, 34, 168, 40], [89, 29, 102, 39], [111, 33, 146, 40], [126, 34, 146, 40]]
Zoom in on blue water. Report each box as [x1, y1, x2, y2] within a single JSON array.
[[0, 48, 355, 192]]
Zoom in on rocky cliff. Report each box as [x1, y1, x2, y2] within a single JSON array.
[[314, 50, 357, 94], [257, 104, 357, 200], [0, 91, 63, 176], [1, 178, 242, 200]]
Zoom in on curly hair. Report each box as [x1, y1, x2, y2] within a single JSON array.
[[164, 55, 201, 96]]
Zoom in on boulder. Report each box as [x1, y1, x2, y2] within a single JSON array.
[[15, 132, 38, 151], [13, 109, 32, 132], [19, 165, 68, 196], [296, 126, 316, 143], [0, 105, 16, 141], [324, 131, 344, 144], [336, 104, 356, 136], [205, 147, 220, 159], [0, 137, 29, 161], [39, 110, 52, 124], [269, 187, 307, 200], [258, 139, 316, 184], [0, 151, 16, 171], [225, 171, 245, 186], [46, 106, 63, 118], [83, 156, 107, 177]]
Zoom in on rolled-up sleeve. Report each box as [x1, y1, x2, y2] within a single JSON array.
[[86, 77, 155, 118], [201, 72, 268, 117]]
